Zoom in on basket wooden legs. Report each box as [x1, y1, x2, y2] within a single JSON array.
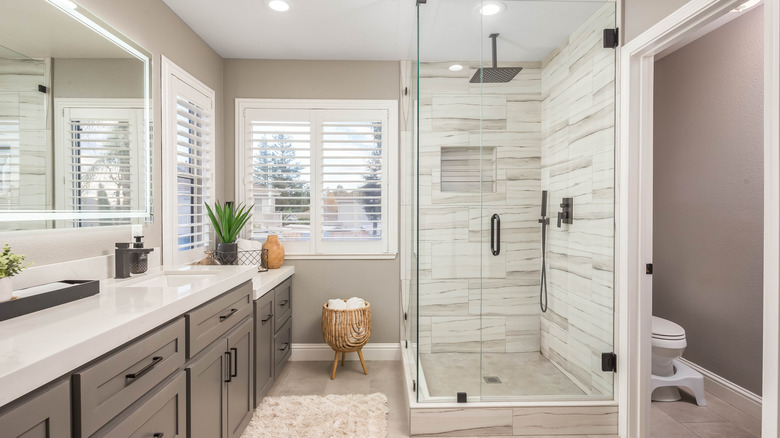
[[357, 349, 367, 375], [330, 348, 368, 379], [331, 351, 339, 380]]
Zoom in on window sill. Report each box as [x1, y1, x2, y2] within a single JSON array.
[[284, 253, 398, 261]]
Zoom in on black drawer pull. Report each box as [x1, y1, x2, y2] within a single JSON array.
[[279, 300, 288, 307], [279, 342, 289, 352], [261, 313, 273, 323], [219, 308, 238, 321], [224, 351, 232, 383], [125, 356, 163, 380], [230, 347, 238, 378], [154, 434, 164, 438]]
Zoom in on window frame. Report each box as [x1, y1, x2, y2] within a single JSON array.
[[162, 56, 216, 266], [236, 99, 398, 259], [53, 98, 147, 228]]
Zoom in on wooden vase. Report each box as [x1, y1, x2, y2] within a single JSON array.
[[262, 235, 285, 269]]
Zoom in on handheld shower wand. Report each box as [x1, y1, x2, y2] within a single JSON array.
[[538, 191, 549, 313]]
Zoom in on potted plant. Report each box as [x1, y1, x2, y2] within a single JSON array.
[[0, 244, 28, 302], [205, 201, 253, 265]]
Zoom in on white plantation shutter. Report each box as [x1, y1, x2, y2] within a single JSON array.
[[244, 110, 312, 254], [163, 57, 216, 266], [240, 103, 395, 256], [175, 95, 212, 252], [61, 107, 142, 226]]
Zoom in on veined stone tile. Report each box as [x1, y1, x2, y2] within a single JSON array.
[[419, 316, 432, 354], [431, 241, 506, 279], [420, 206, 469, 243], [419, 94, 433, 132], [420, 130, 471, 148], [470, 130, 541, 149], [0, 59, 46, 76], [410, 407, 513, 436], [512, 406, 618, 435], [431, 95, 507, 132], [430, 316, 505, 353], [419, 280, 470, 317], [468, 281, 539, 317], [19, 92, 45, 131], [0, 93, 19, 116], [506, 316, 541, 353]]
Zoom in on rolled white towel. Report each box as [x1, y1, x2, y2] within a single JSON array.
[[327, 299, 346, 310], [346, 297, 366, 309], [237, 238, 263, 251]]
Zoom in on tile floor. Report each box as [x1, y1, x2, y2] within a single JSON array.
[[419, 352, 585, 398], [650, 387, 761, 438], [266, 360, 760, 438]]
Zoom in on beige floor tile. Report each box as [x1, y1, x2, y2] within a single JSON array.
[[682, 422, 759, 438], [651, 405, 700, 438], [684, 388, 761, 436], [653, 394, 726, 424]]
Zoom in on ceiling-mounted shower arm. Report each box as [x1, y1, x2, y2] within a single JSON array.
[[489, 33, 499, 68]]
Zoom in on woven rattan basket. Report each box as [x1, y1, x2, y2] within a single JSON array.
[[321, 300, 372, 379]]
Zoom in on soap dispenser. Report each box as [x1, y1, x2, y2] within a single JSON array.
[[130, 235, 149, 274]]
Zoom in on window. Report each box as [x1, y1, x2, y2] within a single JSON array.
[[54, 100, 145, 227], [163, 57, 216, 265], [237, 100, 398, 257]]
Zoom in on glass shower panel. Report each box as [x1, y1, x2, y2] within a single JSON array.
[[415, 0, 616, 402], [478, 0, 617, 400], [416, 0, 487, 402]]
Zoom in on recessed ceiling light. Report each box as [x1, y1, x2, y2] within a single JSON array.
[[732, 0, 761, 12], [448, 64, 464, 72], [478, 1, 506, 16], [48, 0, 78, 10], [267, 0, 291, 12]]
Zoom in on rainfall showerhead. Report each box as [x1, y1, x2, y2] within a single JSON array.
[[469, 33, 522, 84]]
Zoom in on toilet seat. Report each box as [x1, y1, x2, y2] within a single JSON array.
[[652, 316, 686, 348]]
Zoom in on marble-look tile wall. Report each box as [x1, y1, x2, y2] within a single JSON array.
[[539, 3, 616, 396], [0, 58, 50, 229], [417, 61, 543, 355]]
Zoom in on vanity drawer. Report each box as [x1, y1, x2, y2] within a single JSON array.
[[274, 317, 292, 376], [92, 371, 187, 438], [273, 277, 292, 329], [73, 318, 185, 438], [186, 281, 252, 358]]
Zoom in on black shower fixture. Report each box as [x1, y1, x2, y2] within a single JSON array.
[[469, 33, 523, 83]]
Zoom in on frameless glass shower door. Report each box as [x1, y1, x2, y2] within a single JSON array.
[[413, 0, 617, 403]]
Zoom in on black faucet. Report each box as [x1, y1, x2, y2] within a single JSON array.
[[115, 243, 154, 279]]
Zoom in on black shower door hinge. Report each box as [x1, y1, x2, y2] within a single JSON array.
[[646, 263, 653, 275], [412, 380, 416, 391], [603, 28, 619, 49], [601, 352, 617, 372]]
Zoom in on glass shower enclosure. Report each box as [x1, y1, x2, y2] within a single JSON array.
[[403, 0, 617, 403]]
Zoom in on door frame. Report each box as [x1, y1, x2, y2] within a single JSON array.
[[617, 0, 780, 436]]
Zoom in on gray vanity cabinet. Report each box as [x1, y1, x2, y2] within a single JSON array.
[[0, 379, 70, 438], [187, 317, 254, 438], [253, 292, 274, 406], [273, 277, 293, 377]]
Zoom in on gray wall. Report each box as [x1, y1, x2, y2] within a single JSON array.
[[223, 59, 402, 343], [653, 6, 764, 395], [53, 58, 144, 98], [1, 0, 224, 266], [623, 0, 689, 43]]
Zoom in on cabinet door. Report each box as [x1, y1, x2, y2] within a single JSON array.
[[254, 293, 274, 406], [187, 339, 227, 438], [0, 380, 70, 438], [226, 317, 254, 438]]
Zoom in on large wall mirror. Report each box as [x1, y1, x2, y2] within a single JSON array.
[[0, 0, 152, 231]]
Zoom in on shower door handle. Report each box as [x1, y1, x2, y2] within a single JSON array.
[[490, 214, 500, 256]]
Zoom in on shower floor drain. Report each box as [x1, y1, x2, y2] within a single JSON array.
[[483, 376, 502, 384]]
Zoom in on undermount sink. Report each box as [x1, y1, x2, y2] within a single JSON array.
[[122, 270, 222, 288]]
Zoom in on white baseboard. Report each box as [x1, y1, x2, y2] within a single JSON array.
[[290, 343, 401, 362], [678, 358, 762, 419]]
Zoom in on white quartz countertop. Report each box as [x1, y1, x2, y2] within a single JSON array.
[[0, 263, 293, 408], [252, 265, 294, 300]]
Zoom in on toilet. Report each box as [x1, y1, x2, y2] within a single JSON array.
[[651, 316, 707, 406]]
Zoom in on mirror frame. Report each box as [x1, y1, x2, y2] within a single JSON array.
[[0, 0, 153, 224]]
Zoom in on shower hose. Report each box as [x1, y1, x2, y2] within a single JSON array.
[[540, 217, 549, 313]]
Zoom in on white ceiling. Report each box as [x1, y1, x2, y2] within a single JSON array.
[[162, 0, 611, 62]]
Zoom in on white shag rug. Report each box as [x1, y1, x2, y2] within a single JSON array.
[[240, 393, 389, 438]]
